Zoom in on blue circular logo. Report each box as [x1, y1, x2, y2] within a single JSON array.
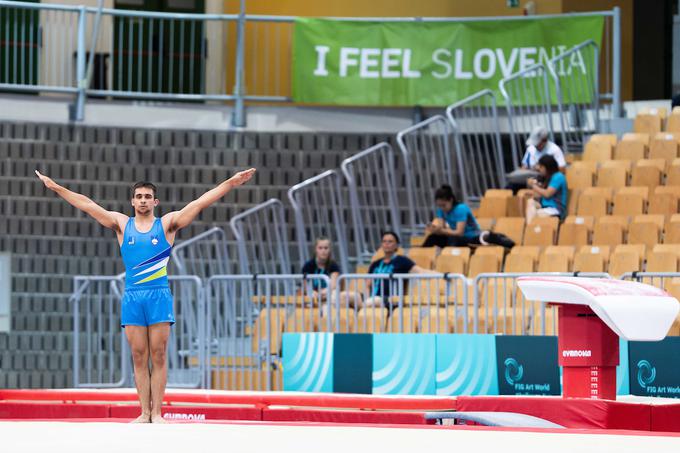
[[504, 357, 524, 386], [636, 360, 656, 388]]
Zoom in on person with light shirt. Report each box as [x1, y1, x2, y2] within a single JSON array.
[[521, 126, 566, 170]]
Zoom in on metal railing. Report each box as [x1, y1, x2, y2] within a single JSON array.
[[71, 274, 205, 388], [547, 40, 600, 153], [288, 170, 349, 274], [204, 274, 330, 390], [71, 275, 126, 388], [620, 272, 680, 290], [396, 115, 457, 235], [170, 227, 233, 279], [446, 89, 506, 203], [229, 198, 291, 275], [499, 63, 555, 167], [340, 143, 401, 265], [0, 1, 620, 127]]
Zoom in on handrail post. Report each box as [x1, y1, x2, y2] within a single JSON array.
[[72, 5, 87, 122], [231, 0, 246, 128], [612, 7, 621, 118]]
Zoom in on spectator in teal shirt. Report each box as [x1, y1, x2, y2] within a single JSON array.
[[526, 154, 568, 223], [423, 185, 481, 247]]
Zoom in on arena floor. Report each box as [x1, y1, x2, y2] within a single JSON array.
[[2, 419, 680, 453]]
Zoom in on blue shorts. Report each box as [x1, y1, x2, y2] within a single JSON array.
[[121, 287, 175, 328]]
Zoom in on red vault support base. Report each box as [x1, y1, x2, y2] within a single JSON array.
[[557, 304, 619, 400]]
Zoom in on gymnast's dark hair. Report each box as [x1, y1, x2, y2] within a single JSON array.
[[381, 230, 400, 244], [434, 185, 458, 205], [131, 181, 157, 199]]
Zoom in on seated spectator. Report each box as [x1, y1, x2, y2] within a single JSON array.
[[507, 126, 566, 193], [365, 231, 432, 308], [423, 185, 481, 247], [524, 154, 568, 223], [302, 237, 360, 309]]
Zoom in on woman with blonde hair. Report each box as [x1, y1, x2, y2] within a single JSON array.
[[302, 237, 361, 309]]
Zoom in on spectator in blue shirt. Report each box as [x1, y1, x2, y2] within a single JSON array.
[[525, 154, 568, 223], [423, 185, 482, 247]]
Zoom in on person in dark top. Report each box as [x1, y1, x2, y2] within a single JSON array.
[[365, 231, 432, 308], [302, 236, 360, 308], [423, 185, 481, 247]]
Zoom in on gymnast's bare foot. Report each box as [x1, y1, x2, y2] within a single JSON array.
[[151, 414, 168, 424], [130, 413, 151, 423]]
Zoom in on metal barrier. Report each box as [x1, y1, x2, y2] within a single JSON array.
[[474, 272, 610, 336], [0, 1, 81, 95], [397, 115, 457, 235], [71, 275, 126, 388], [288, 170, 350, 273], [0, 1, 620, 127], [204, 274, 330, 390], [71, 275, 205, 388], [548, 40, 600, 153], [340, 143, 401, 265], [170, 227, 233, 279], [446, 89, 506, 203], [334, 273, 469, 334], [229, 198, 291, 275], [499, 63, 555, 168], [620, 272, 680, 291]]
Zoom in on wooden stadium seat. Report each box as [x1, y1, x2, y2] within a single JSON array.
[[589, 134, 618, 146], [476, 217, 495, 231], [510, 245, 542, 262], [493, 217, 525, 245], [570, 160, 599, 173], [596, 165, 628, 188], [440, 246, 471, 261], [558, 222, 590, 247], [646, 250, 678, 273], [621, 132, 650, 145], [577, 187, 613, 217], [641, 107, 667, 119], [504, 253, 535, 273], [542, 246, 576, 272], [523, 223, 556, 247], [409, 235, 426, 247], [529, 216, 560, 229], [356, 307, 389, 333], [355, 264, 370, 274], [568, 189, 581, 216], [251, 308, 286, 355], [474, 245, 505, 266], [613, 187, 648, 216], [537, 253, 570, 272], [564, 215, 595, 228], [668, 159, 680, 186], [628, 215, 664, 248], [649, 133, 680, 161], [592, 221, 624, 247], [418, 307, 462, 333], [408, 247, 437, 269], [583, 140, 613, 162], [665, 215, 680, 244], [631, 162, 663, 190], [468, 254, 501, 278], [285, 309, 321, 333], [388, 307, 419, 333], [667, 113, 680, 133], [574, 250, 605, 273], [608, 251, 641, 277], [530, 303, 559, 335], [615, 138, 647, 161], [566, 165, 595, 189], [478, 190, 513, 218], [614, 244, 647, 268], [634, 113, 663, 135], [435, 254, 466, 275], [652, 186, 680, 215], [319, 309, 356, 333]]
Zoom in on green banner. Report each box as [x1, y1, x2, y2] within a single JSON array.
[[292, 16, 604, 106]]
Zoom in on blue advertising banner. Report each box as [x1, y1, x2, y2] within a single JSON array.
[[495, 336, 561, 396], [436, 334, 498, 396], [282, 333, 334, 392], [372, 334, 436, 395], [629, 337, 680, 398]]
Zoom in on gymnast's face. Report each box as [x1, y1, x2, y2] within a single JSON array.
[[131, 187, 159, 216]]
